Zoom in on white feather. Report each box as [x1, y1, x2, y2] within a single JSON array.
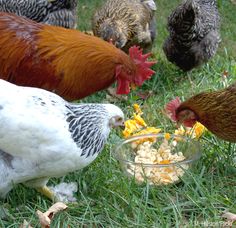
[[0, 80, 124, 197]]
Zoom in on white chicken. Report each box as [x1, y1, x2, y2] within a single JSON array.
[[0, 80, 124, 201]]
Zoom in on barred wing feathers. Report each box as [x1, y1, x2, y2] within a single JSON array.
[[0, 0, 77, 29], [66, 104, 109, 158]]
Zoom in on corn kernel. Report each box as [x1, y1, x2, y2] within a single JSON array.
[[164, 133, 171, 140], [159, 159, 171, 164]]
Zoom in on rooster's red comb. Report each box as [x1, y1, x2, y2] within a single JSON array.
[[129, 46, 157, 86], [165, 97, 181, 121]]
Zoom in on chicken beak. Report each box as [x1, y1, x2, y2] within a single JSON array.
[[114, 121, 125, 129], [109, 38, 114, 45], [119, 121, 125, 128], [109, 118, 125, 129], [130, 83, 137, 90], [176, 121, 182, 128]]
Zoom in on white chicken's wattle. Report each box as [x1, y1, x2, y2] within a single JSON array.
[[0, 80, 124, 200]]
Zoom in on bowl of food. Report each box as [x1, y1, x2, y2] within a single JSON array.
[[114, 133, 201, 185]]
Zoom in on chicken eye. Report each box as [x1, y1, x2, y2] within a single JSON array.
[[116, 117, 123, 122], [128, 31, 132, 38]]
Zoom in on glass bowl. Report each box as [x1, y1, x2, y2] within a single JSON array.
[[114, 133, 201, 185]]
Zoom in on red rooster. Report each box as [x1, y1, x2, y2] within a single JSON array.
[[0, 12, 156, 101]]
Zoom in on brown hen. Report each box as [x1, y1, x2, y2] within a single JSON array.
[[92, 0, 157, 53], [165, 84, 236, 142]]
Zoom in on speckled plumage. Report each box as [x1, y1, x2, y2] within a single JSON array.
[[92, 0, 157, 52], [0, 80, 124, 198], [163, 0, 221, 71], [0, 0, 78, 29]]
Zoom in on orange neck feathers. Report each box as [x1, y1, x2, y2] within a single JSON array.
[[0, 12, 156, 100], [37, 26, 135, 99]]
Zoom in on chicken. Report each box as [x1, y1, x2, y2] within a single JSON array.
[[0, 79, 124, 200], [92, 0, 157, 53], [163, 0, 221, 71], [165, 83, 236, 142], [0, 12, 156, 101], [0, 0, 78, 29]]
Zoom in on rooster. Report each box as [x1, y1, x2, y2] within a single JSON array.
[[92, 0, 157, 53], [163, 0, 221, 71], [165, 83, 236, 142], [0, 0, 78, 29], [0, 12, 156, 101], [0, 79, 124, 200]]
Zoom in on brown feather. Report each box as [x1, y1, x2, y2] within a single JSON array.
[[176, 84, 236, 142], [0, 12, 140, 100], [92, 0, 156, 52], [0, 13, 60, 90], [37, 27, 134, 99]]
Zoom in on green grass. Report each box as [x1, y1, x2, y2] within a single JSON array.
[[1, 0, 236, 227]]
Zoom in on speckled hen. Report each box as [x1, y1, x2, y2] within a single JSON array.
[[92, 0, 157, 52], [0, 0, 78, 29], [163, 0, 221, 71]]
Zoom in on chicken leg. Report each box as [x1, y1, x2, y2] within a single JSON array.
[[36, 186, 57, 201]]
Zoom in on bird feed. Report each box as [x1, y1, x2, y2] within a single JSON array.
[[122, 103, 203, 185], [126, 139, 189, 185]]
